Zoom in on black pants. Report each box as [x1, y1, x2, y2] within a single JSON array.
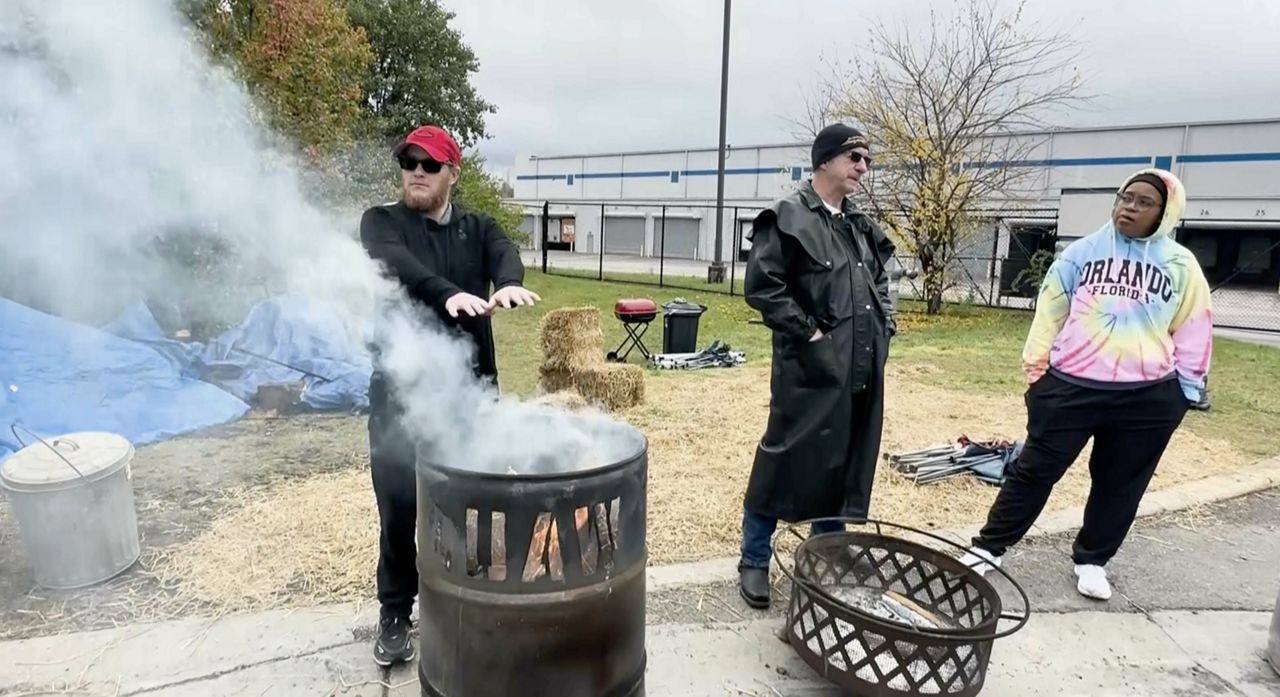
[[973, 374, 1189, 566], [369, 373, 418, 620]]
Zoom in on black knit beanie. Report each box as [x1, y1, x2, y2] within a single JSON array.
[[812, 124, 869, 169]]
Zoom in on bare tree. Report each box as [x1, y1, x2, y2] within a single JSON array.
[[779, 55, 845, 142], [826, 0, 1085, 314]]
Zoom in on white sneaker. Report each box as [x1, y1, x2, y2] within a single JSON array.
[[1074, 564, 1112, 600], [958, 547, 1002, 576]]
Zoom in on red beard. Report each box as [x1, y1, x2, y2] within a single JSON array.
[[404, 185, 447, 213]]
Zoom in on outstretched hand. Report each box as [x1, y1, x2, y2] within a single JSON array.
[[444, 292, 495, 318], [491, 285, 542, 310]]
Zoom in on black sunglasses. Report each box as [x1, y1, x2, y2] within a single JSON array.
[[398, 155, 445, 174], [847, 150, 872, 167]]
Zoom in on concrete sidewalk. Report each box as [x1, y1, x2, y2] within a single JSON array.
[[2, 605, 1277, 696], [4, 490, 1278, 696]]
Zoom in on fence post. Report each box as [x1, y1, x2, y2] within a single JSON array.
[[598, 202, 606, 282], [989, 221, 999, 306], [659, 205, 667, 289], [730, 207, 739, 295], [541, 201, 549, 274]]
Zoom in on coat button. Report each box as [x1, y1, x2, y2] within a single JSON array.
[[865, 305, 872, 310], [825, 261, 832, 267], [857, 262, 863, 267]]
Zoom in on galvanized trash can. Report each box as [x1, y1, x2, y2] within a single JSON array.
[[0, 431, 141, 589]]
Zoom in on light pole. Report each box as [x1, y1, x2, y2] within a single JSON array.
[[707, 0, 731, 284]]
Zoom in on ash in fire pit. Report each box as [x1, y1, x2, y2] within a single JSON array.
[[416, 411, 648, 697]]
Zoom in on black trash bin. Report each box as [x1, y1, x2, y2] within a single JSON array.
[[662, 300, 707, 354]]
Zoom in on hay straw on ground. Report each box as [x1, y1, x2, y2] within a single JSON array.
[[149, 469, 378, 611], [626, 364, 1249, 564], [538, 307, 604, 370], [141, 362, 1250, 614]]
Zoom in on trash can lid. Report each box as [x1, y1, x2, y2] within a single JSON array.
[[1, 432, 134, 488], [662, 299, 707, 315]]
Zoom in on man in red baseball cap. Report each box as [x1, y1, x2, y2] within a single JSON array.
[[359, 124, 541, 667]]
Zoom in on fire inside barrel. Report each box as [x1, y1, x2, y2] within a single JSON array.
[[416, 417, 647, 697]]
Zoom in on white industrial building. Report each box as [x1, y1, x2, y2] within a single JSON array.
[[508, 117, 1280, 329]]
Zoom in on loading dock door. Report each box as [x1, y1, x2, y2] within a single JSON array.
[[602, 216, 645, 255], [658, 218, 700, 259]]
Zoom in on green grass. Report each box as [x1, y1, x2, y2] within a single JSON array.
[[494, 270, 1280, 459]]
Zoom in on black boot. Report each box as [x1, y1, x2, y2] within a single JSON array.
[[373, 614, 415, 667], [739, 566, 771, 609]]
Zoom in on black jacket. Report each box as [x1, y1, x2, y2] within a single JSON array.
[[745, 182, 895, 389], [359, 200, 525, 382], [741, 182, 896, 521]]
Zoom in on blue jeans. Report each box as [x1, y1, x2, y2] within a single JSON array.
[[739, 509, 845, 569]]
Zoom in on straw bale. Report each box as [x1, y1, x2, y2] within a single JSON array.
[[538, 307, 604, 370], [529, 389, 592, 412], [572, 363, 645, 412], [538, 365, 577, 394]]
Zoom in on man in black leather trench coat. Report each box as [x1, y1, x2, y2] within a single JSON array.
[[738, 124, 896, 608]]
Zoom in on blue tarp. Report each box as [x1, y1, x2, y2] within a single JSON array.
[[0, 297, 251, 457], [1, 296, 373, 458], [195, 297, 372, 411]]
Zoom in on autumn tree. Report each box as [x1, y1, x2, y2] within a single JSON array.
[[343, 0, 494, 147], [185, 0, 520, 241], [825, 0, 1084, 313], [185, 0, 373, 160], [339, 0, 519, 239], [456, 155, 525, 244]]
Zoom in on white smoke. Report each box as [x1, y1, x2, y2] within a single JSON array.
[[0, 0, 642, 474]]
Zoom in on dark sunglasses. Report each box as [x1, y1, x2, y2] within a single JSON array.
[[398, 155, 445, 174], [847, 150, 873, 167]]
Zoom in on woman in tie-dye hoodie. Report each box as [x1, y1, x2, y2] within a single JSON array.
[[961, 168, 1213, 601]]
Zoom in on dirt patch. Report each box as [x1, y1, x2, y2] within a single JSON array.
[[0, 368, 1253, 638]]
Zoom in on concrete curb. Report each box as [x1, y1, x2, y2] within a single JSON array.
[[645, 455, 1280, 590]]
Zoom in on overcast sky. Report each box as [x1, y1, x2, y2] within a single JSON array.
[[443, 0, 1280, 175]]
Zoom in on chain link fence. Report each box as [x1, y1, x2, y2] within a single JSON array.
[[518, 200, 1280, 333]]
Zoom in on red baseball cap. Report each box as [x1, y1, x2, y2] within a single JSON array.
[[393, 125, 462, 167]]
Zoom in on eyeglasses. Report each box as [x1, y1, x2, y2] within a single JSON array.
[[1115, 192, 1160, 211], [398, 156, 446, 174], [847, 151, 873, 167]]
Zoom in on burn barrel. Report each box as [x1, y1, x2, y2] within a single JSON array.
[[416, 418, 648, 697]]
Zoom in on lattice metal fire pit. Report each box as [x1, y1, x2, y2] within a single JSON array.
[[774, 519, 1029, 696], [416, 417, 648, 697]]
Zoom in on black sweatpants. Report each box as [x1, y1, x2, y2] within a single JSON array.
[[368, 372, 418, 621], [973, 373, 1189, 566]]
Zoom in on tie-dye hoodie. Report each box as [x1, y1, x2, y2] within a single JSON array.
[[1023, 169, 1213, 401]]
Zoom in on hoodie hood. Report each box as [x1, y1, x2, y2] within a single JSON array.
[[1117, 168, 1186, 240]]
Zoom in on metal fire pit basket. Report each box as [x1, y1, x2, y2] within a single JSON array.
[[416, 427, 648, 697], [773, 518, 1030, 697]]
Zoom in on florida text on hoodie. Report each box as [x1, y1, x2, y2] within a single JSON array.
[[1022, 169, 1213, 402]]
